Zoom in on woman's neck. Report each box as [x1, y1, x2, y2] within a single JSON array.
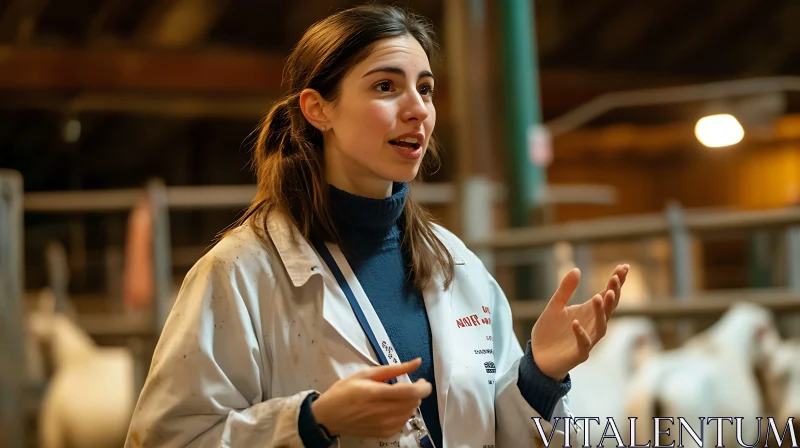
[[324, 147, 393, 199], [329, 181, 408, 244]]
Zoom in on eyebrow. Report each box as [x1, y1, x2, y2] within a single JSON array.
[[362, 66, 435, 81]]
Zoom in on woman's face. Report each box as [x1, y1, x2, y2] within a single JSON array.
[[322, 35, 436, 198]]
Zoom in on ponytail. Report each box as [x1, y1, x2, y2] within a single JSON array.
[[225, 95, 336, 246], [261, 98, 294, 157]]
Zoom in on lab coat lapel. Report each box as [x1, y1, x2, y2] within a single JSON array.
[[423, 259, 461, 436], [265, 211, 380, 366], [318, 246, 382, 367]]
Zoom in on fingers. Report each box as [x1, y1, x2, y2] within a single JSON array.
[[370, 407, 419, 439], [547, 268, 581, 311], [607, 275, 620, 310], [603, 289, 616, 320], [413, 378, 432, 399], [357, 358, 422, 382], [572, 320, 592, 360], [379, 378, 432, 401], [619, 264, 630, 285], [353, 359, 432, 402], [591, 293, 608, 341], [602, 264, 629, 310], [611, 264, 629, 290], [612, 264, 629, 306], [616, 264, 629, 305]]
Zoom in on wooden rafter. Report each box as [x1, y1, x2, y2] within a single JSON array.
[[134, 0, 230, 48], [538, 0, 617, 58], [0, 0, 46, 45], [594, 0, 686, 61], [85, 0, 128, 44], [0, 44, 695, 120], [0, 46, 286, 93], [282, 0, 351, 43], [659, 0, 764, 69], [745, 0, 800, 75]]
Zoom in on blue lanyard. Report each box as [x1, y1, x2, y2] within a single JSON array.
[[312, 237, 397, 382], [312, 237, 435, 448]]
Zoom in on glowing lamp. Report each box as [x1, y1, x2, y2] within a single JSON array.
[[694, 114, 744, 148]]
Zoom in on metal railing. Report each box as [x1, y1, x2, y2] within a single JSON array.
[[12, 177, 800, 334], [18, 180, 617, 338], [0, 170, 26, 448], [510, 289, 800, 320], [469, 201, 800, 306], [21, 182, 617, 212], [468, 203, 800, 250]]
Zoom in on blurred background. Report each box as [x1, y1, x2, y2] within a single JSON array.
[[3, 0, 800, 447]]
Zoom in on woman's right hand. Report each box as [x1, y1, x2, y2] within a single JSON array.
[[311, 358, 432, 439]]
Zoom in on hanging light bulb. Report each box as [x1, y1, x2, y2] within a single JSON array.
[[694, 114, 744, 148]]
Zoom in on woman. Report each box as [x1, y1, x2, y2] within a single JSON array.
[[124, 5, 628, 448]]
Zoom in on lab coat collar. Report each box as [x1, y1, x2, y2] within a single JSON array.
[[265, 210, 323, 288], [265, 210, 465, 288]]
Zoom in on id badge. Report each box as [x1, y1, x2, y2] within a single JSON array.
[[409, 408, 436, 448]]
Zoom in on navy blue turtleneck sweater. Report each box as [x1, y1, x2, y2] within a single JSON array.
[[298, 182, 571, 447]]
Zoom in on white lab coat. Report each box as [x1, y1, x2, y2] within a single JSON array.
[[124, 210, 581, 447]]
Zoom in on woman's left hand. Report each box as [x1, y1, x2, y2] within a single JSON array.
[[530, 264, 629, 381]]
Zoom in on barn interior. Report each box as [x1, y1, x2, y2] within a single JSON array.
[[3, 0, 800, 446]]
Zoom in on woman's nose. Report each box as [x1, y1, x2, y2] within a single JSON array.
[[401, 92, 429, 123]]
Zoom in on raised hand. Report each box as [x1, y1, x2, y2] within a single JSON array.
[[311, 358, 432, 439], [531, 264, 629, 381]]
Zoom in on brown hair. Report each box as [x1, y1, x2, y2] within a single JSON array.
[[230, 4, 455, 290]]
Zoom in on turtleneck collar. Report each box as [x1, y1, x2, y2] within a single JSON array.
[[329, 181, 407, 244]]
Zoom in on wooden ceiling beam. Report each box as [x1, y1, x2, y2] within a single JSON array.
[[659, 0, 761, 69], [282, 0, 351, 43], [134, 0, 229, 49], [85, 0, 128, 44], [0, 46, 695, 119], [538, 0, 616, 57], [595, 0, 685, 61], [0, 0, 47, 45], [745, 1, 800, 75], [0, 46, 286, 93], [0, 92, 276, 119]]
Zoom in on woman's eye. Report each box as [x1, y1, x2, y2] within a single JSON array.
[[419, 84, 434, 97], [376, 81, 392, 92]]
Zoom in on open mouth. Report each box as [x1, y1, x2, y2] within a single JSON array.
[[389, 139, 421, 150]]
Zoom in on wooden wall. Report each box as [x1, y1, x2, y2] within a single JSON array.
[[545, 115, 800, 291], [548, 115, 800, 216], [548, 159, 664, 221]]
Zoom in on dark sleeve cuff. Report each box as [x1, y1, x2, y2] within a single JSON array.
[[517, 340, 572, 421], [298, 392, 336, 448]]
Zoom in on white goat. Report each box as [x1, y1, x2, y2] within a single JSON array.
[[626, 302, 781, 448], [763, 339, 800, 443], [568, 317, 663, 447], [27, 290, 136, 448]]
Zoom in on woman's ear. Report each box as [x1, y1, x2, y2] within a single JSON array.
[[299, 88, 331, 132]]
